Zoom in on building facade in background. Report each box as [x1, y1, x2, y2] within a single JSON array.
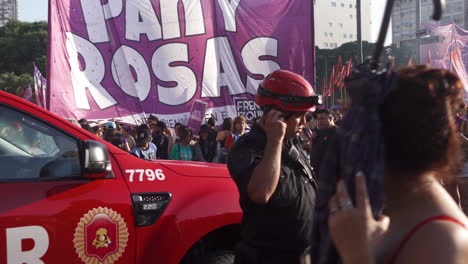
[[0, 0, 17, 26], [392, 0, 468, 42], [314, 0, 371, 49]]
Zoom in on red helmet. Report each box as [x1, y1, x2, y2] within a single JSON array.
[[255, 70, 320, 112]]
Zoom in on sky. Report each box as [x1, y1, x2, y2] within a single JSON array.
[[19, 0, 48, 22], [19, 0, 390, 43], [370, 0, 392, 44]]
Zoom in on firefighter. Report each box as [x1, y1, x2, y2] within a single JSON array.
[[228, 70, 320, 264]]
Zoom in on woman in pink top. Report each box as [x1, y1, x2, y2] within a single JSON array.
[[329, 66, 468, 264]]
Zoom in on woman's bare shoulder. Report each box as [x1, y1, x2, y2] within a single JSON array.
[[396, 217, 468, 264]]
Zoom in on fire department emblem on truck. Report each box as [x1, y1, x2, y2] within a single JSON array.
[[74, 207, 129, 264]]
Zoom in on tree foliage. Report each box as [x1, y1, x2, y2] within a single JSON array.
[[0, 20, 47, 95], [0, 20, 47, 75], [0, 72, 34, 96], [315, 41, 417, 88]]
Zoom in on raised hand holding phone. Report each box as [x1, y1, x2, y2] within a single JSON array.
[[262, 109, 287, 142]]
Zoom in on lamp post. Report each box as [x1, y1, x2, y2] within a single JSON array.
[[317, 54, 337, 108], [357, 0, 363, 63], [415, 0, 421, 63]]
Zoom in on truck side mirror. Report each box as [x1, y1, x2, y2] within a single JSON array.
[[83, 140, 112, 179]]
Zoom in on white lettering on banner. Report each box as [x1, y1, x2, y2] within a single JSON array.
[[235, 98, 263, 121], [126, 169, 166, 182], [111, 45, 151, 101], [160, 117, 189, 128], [202, 37, 245, 97], [125, 0, 162, 41], [6, 226, 49, 264], [242, 37, 281, 94], [204, 105, 237, 125], [160, 0, 205, 40], [80, 0, 243, 42], [81, 0, 122, 43], [152, 43, 197, 106], [66, 33, 117, 110], [66, 32, 280, 107], [217, 0, 241, 32]]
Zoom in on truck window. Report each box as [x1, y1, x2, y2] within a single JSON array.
[[0, 105, 81, 180]]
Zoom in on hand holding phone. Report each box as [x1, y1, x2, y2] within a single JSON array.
[[262, 109, 287, 141]]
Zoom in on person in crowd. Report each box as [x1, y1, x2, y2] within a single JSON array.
[[224, 115, 247, 151], [78, 118, 88, 127], [147, 114, 159, 137], [164, 126, 174, 155], [207, 117, 216, 129], [334, 110, 344, 127], [173, 122, 183, 144], [328, 65, 468, 264], [310, 108, 338, 174], [299, 113, 315, 154], [217, 117, 233, 163], [80, 123, 92, 133], [228, 70, 319, 264], [115, 124, 131, 152], [147, 115, 158, 126], [169, 125, 194, 161], [131, 125, 157, 160], [152, 121, 170, 159], [92, 126, 103, 139], [121, 125, 136, 150], [103, 121, 130, 152], [193, 124, 221, 163]]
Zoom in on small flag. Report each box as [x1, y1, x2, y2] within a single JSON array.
[[407, 56, 413, 66], [337, 56, 343, 73], [22, 84, 34, 103], [33, 63, 48, 109], [427, 49, 433, 66], [321, 78, 326, 97]]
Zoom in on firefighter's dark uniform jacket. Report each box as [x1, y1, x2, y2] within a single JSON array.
[[228, 125, 317, 264]]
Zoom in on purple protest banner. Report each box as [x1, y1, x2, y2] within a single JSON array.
[[48, 0, 314, 126], [421, 22, 468, 103], [186, 100, 208, 134]]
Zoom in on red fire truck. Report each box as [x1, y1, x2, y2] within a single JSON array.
[[0, 91, 241, 264]]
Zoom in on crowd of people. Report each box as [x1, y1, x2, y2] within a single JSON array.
[[75, 113, 252, 163], [226, 67, 468, 264], [75, 104, 346, 167], [74, 66, 468, 264]]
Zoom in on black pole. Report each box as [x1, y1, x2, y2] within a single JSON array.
[[371, 0, 396, 70], [325, 57, 328, 108], [357, 0, 363, 63], [371, 0, 444, 70], [416, 0, 421, 64]]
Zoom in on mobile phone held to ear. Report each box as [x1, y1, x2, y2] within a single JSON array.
[[278, 113, 285, 122]]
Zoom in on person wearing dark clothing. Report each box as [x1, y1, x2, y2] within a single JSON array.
[[103, 121, 129, 152], [131, 125, 157, 160], [194, 124, 221, 163], [228, 70, 320, 264], [309, 109, 337, 174], [207, 117, 216, 129], [152, 121, 169, 159], [217, 117, 233, 164]]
